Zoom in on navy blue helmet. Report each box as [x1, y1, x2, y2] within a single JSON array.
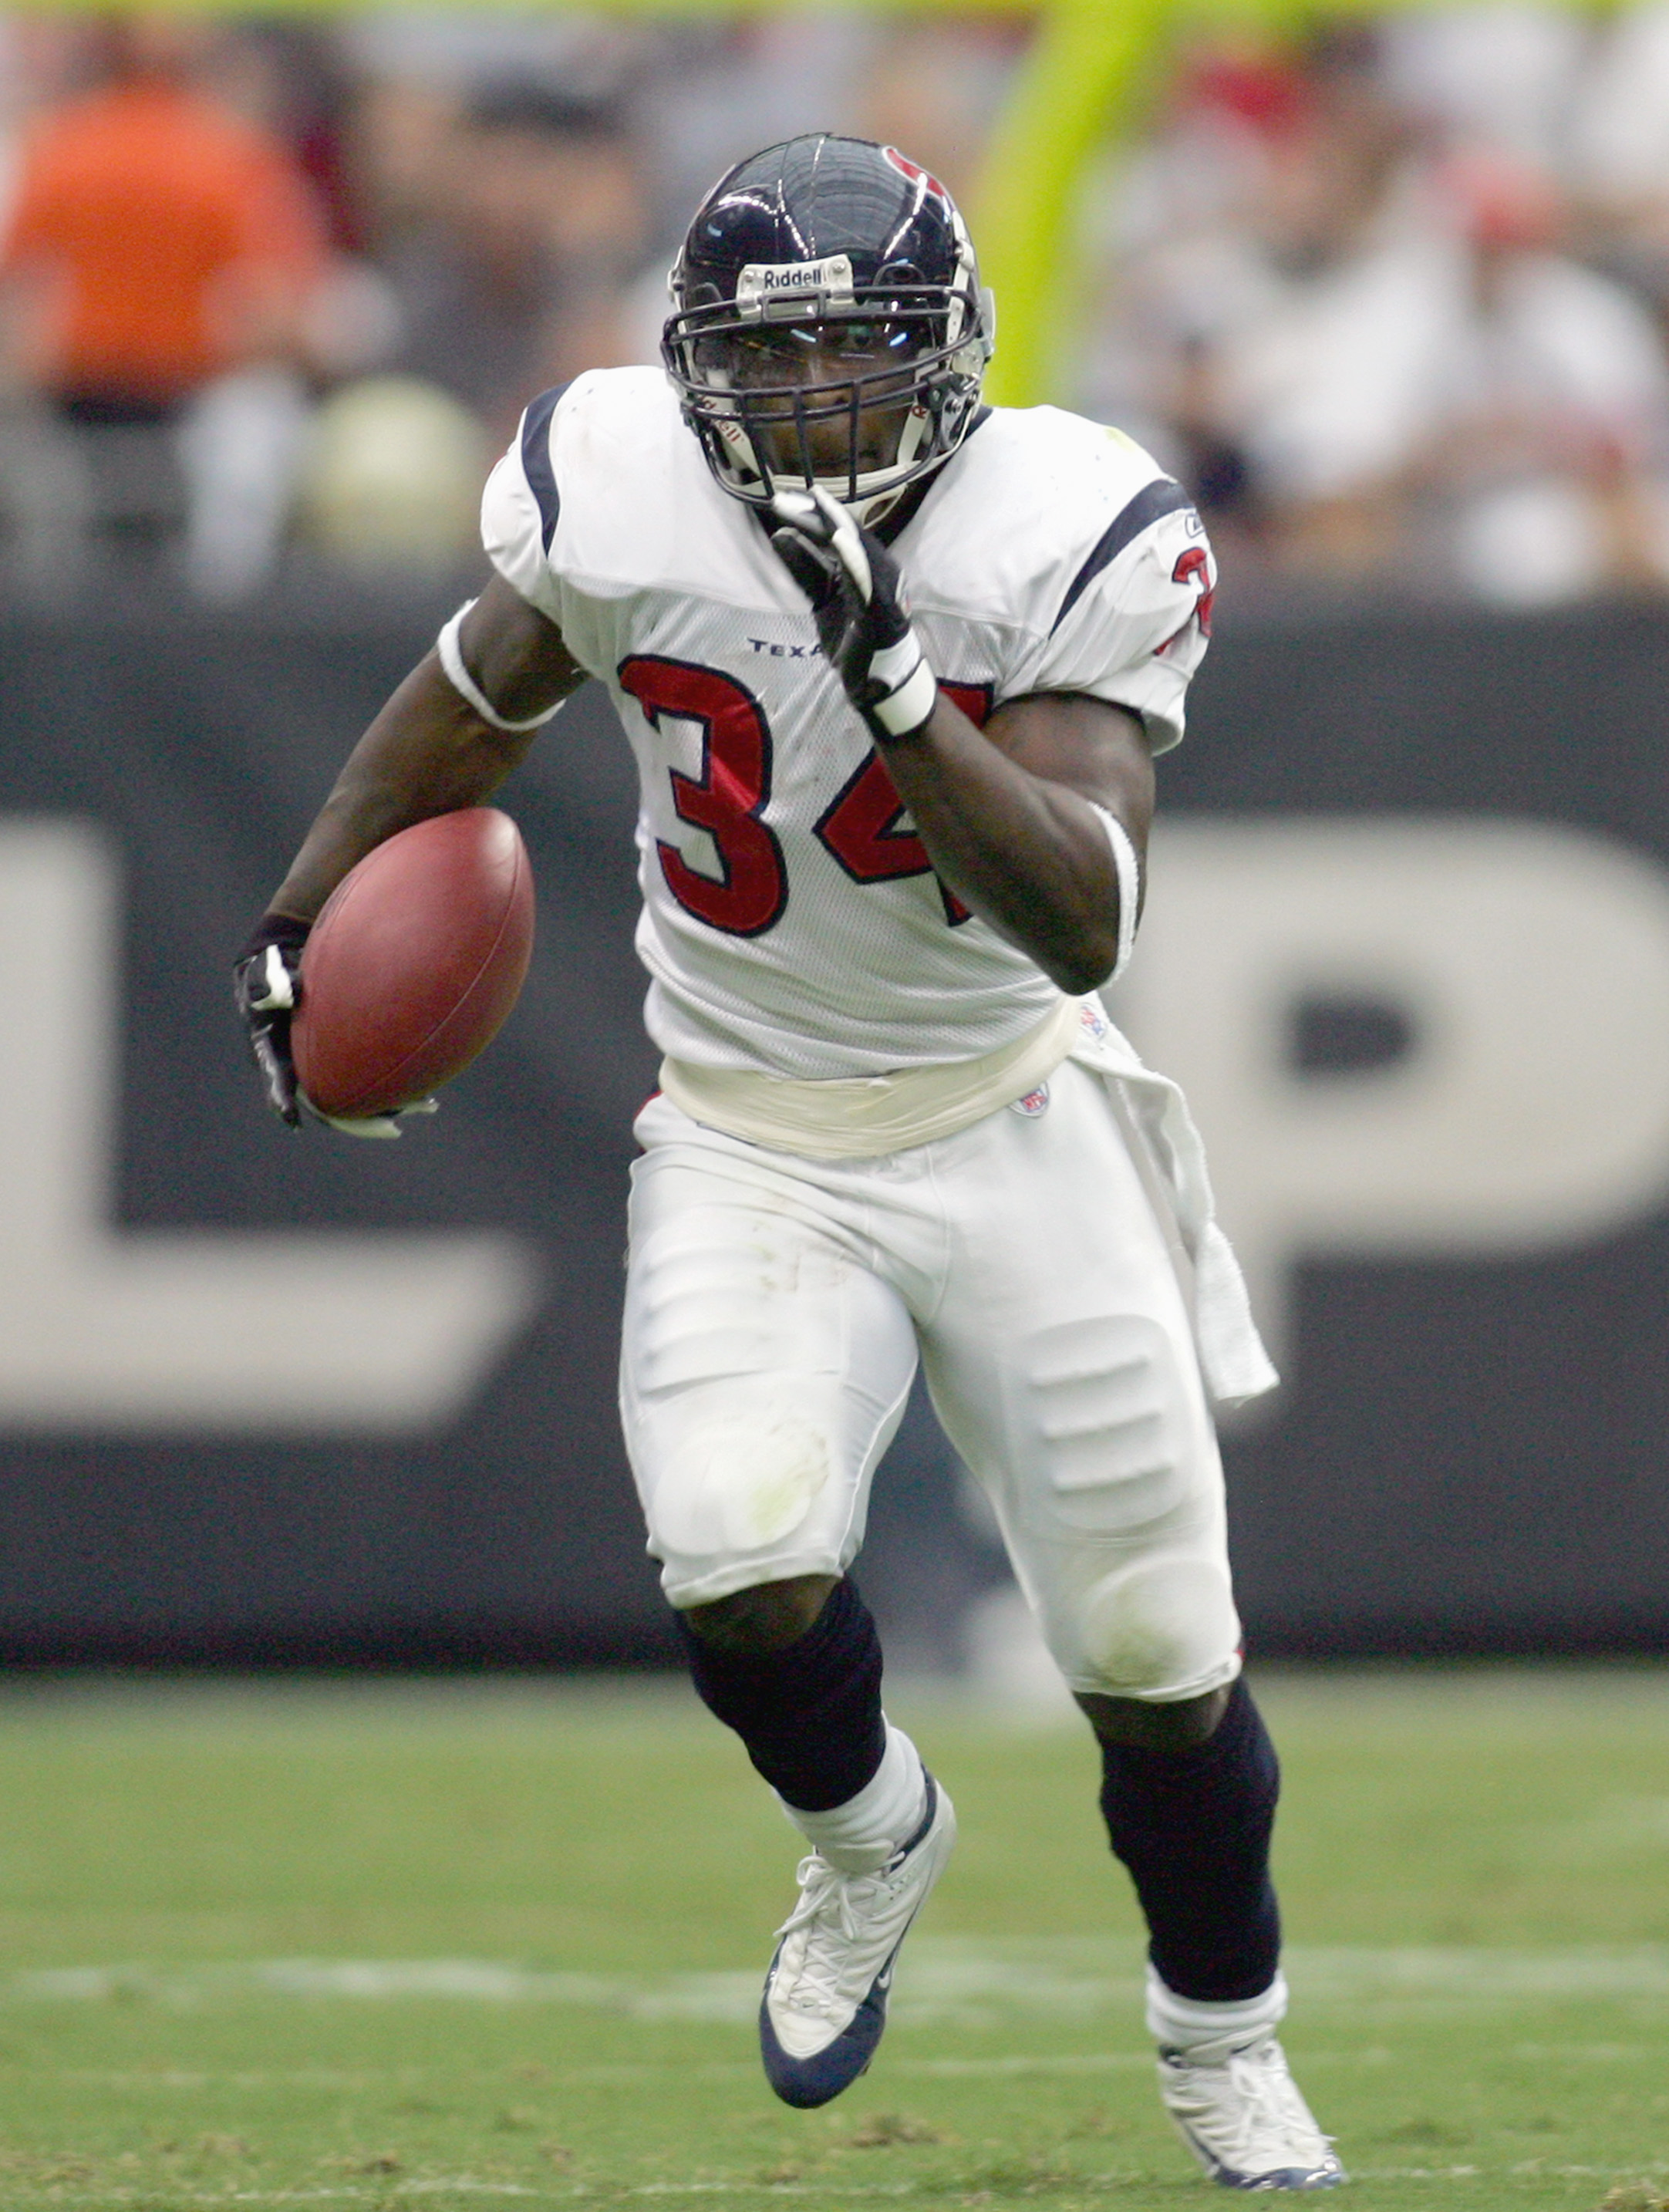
[[663, 134, 994, 519]]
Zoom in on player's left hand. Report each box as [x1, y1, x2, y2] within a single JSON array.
[[233, 912, 310, 1128], [770, 486, 938, 744], [235, 913, 438, 1139]]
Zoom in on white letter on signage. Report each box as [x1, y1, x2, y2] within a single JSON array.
[[0, 821, 541, 1431], [1113, 819, 1669, 1369]]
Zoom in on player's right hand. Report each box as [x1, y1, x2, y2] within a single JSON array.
[[232, 912, 311, 1129], [769, 486, 939, 744]]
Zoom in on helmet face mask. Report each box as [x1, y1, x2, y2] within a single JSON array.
[[663, 137, 994, 521]]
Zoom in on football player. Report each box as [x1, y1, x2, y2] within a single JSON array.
[[235, 137, 1341, 2189]]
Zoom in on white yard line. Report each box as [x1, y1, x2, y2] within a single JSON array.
[[0, 2190, 554, 2207], [626, 2190, 915, 2200], [2, 2163, 1669, 2207], [8, 1942, 1669, 2021]]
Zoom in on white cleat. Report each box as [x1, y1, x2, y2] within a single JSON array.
[[1158, 2034, 1346, 2190], [759, 1772, 956, 2108]]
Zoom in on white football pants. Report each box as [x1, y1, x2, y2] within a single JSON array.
[[619, 1059, 1242, 1702]]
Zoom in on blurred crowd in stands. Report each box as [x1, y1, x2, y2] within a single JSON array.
[[0, 6, 1018, 597], [1090, 8, 1669, 606], [8, 5, 1669, 609]]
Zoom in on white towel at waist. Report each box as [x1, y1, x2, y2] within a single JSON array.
[[1070, 998, 1279, 1410]]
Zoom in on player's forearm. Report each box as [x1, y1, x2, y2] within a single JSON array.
[[268, 655, 536, 924], [881, 701, 1125, 994]]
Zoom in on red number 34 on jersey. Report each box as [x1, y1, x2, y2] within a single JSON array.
[[619, 655, 989, 937]]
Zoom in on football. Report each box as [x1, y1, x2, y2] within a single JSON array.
[[292, 807, 534, 1119]]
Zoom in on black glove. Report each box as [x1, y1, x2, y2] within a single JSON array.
[[770, 486, 939, 744], [233, 911, 310, 1128]]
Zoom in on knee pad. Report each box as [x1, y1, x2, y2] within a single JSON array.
[[1067, 1553, 1242, 1701]]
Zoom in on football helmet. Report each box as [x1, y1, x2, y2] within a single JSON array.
[[663, 135, 994, 522]]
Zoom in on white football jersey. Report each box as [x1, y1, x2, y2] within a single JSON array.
[[481, 366, 1216, 1078]]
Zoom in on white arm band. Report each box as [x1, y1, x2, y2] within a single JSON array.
[[870, 648, 939, 739], [865, 627, 938, 740], [1089, 803, 1141, 983], [437, 602, 565, 733]]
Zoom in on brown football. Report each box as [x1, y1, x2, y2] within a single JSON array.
[[292, 808, 534, 1118]]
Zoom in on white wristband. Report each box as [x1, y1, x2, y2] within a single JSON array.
[[868, 631, 923, 692], [437, 602, 565, 733], [870, 644, 938, 739], [1089, 804, 1141, 983]]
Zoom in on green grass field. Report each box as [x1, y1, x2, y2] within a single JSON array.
[[0, 1667, 1665, 2210]]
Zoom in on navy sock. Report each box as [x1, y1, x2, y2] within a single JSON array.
[[1097, 1676, 1282, 2004], [676, 1577, 886, 1812]]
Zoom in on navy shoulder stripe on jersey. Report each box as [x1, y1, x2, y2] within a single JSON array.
[[520, 383, 568, 552], [1050, 477, 1195, 636]]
